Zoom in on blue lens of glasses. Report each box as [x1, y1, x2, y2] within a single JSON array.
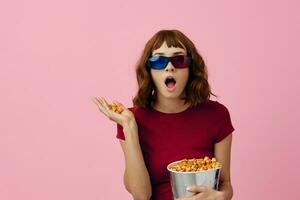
[[147, 56, 169, 70]]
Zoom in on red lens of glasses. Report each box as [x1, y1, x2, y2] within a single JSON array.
[[170, 55, 190, 68]]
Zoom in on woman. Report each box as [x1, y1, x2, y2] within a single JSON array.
[[93, 29, 235, 200]]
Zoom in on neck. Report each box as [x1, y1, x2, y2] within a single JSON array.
[[152, 91, 191, 113]]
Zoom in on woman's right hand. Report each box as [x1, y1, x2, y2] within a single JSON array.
[[92, 96, 136, 127]]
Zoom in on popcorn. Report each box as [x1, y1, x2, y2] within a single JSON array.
[[108, 102, 124, 114], [169, 156, 222, 172]]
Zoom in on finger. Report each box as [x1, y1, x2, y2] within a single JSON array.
[[91, 97, 101, 106], [175, 192, 198, 200], [99, 97, 111, 110], [97, 97, 109, 110], [186, 185, 208, 193], [95, 97, 111, 117], [92, 97, 104, 110], [98, 97, 122, 120], [175, 196, 195, 200], [102, 98, 123, 114]]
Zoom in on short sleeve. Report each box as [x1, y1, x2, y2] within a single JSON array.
[[116, 123, 125, 141], [214, 102, 235, 143]]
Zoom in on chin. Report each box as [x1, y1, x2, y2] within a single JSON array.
[[157, 86, 184, 99], [164, 94, 179, 99], [162, 91, 181, 99]]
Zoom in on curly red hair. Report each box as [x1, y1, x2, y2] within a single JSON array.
[[132, 29, 217, 109]]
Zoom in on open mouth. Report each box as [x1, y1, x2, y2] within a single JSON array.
[[165, 77, 176, 88]]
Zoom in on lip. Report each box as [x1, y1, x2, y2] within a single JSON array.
[[165, 75, 176, 82], [166, 84, 176, 92], [164, 75, 176, 92]]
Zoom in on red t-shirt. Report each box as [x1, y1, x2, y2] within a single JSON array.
[[116, 100, 235, 200]]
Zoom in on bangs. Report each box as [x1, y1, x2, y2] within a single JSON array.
[[151, 31, 186, 52], [133, 29, 216, 109]]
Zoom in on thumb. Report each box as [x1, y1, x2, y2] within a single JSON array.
[[186, 185, 208, 192]]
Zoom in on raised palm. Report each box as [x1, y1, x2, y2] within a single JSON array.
[[92, 96, 135, 127]]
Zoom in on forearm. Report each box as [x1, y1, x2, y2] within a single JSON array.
[[218, 180, 233, 200], [122, 122, 152, 199]]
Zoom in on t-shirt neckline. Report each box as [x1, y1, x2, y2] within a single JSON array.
[[150, 104, 193, 115]]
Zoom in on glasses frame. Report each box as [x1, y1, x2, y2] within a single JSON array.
[[147, 54, 192, 70]]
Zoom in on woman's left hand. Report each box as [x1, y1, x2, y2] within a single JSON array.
[[175, 185, 224, 200]]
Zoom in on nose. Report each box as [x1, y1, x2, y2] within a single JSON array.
[[164, 61, 175, 72]]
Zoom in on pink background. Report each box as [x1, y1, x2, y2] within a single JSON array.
[[1, 0, 299, 199]]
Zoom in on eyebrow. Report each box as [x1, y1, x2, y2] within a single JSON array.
[[153, 51, 185, 56]]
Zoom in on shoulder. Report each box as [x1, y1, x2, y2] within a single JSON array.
[[211, 100, 229, 111], [205, 99, 228, 109], [125, 106, 150, 125], [210, 101, 233, 126], [201, 100, 231, 117]]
